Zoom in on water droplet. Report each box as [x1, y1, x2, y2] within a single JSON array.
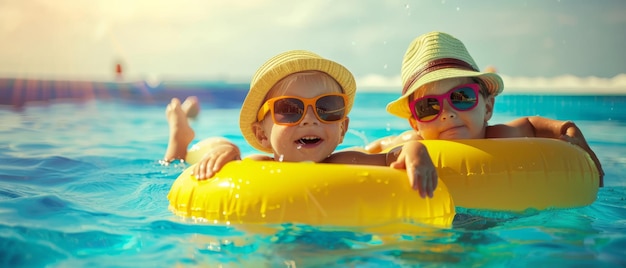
[[278, 155, 284, 162], [207, 242, 221, 251], [296, 144, 303, 150]]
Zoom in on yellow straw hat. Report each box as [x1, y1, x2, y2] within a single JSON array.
[[386, 31, 504, 119], [240, 50, 356, 153]]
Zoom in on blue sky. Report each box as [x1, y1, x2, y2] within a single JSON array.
[[0, 0, 625, 91]]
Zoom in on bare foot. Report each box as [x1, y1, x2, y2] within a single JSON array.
[[163, 98, 195, 162], [181, 96, 200, 119]]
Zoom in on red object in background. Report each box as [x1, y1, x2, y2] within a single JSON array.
[[115, 63, 123, 75]]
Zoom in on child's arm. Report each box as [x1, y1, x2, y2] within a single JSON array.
[[327, 140, 437, 198], [387, 141, 437, 198], [489, 116, 604, 186], [193, 140, 241, 180], [363, 130, 420, 153]]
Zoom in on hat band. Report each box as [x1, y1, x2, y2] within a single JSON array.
[[402, 58, 478, 95]]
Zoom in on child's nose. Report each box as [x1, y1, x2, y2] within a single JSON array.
[[299, 106, 320, 125], [439, 100, 457, 120]]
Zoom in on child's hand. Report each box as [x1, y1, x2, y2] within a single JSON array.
[[388, 141, 438, 198], [560, 122, 605, 186], [193, 143, 241, 180]]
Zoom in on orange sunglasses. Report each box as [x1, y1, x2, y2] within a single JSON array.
[[256, 93, 348, 126]]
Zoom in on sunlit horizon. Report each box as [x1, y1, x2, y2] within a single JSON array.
[[1, 1, 625, 88]]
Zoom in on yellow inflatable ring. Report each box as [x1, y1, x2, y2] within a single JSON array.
[[168, 159, 455, 231], [168, 137, 599, 230], [420, 138, 599, 211]]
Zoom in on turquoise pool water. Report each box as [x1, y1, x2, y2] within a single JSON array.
[[1, 81, 625, 267]]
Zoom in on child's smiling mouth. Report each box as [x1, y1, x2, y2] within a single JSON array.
[[296, 136, 322, 146]]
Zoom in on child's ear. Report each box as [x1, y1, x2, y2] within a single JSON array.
[[252, 122, 271, 149], [408, 117, 419, 130], [484, 95, 495, 122]]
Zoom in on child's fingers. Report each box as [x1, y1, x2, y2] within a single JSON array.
[[390, 158, 438, 198], [389, 159, 404, 169], [558, 134, 577, 145], [205, 151, 240, 179], [416, 177, 426, 199], [192, 164, 199, 178], [204, 157, 217, 179], [391, 160, 426, 197], [193, 163, 204, 180], [409, 168, 427, 198], [418, 173, 429, 199], [432, 175, 438, 197], [199, 161, 208, 179], [211, 153, 233, 175], [194, 157, 215, 180], [426, 171, 437, 198], [416, 169, 437, 199], [559, 135, 604, 186]]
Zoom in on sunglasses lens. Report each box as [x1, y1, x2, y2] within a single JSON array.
[[414, 98, 441, 122], [450, 87, 478, 110], [315, 95, 346, 122], [273, 98, 305, 124]]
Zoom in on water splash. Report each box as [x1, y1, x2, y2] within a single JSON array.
[[347, 129, 369, 147]]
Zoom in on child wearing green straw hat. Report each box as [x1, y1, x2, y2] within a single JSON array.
[[164, 50, 438, 198], [369, 31, 604, 186]]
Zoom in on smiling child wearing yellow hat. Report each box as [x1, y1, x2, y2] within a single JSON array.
[[165, 50, 438, 198]]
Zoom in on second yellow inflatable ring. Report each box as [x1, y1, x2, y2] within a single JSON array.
[[421, 138, 599, 211]]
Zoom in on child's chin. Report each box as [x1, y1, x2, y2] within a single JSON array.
[[285, 151, 326, 163], [438, 130, 470, 140]]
